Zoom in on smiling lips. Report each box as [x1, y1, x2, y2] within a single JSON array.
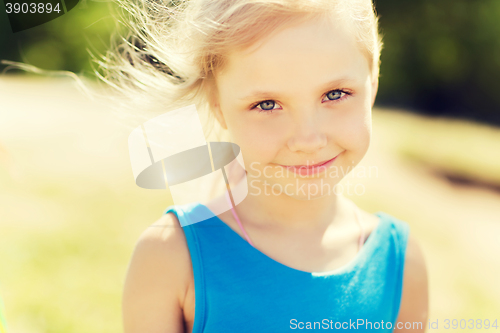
[[281, 155, 339, 176]]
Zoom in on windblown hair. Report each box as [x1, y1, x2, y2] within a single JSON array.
[[98, 0, 383, 115]]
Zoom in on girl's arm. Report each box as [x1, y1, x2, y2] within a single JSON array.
[[394, 234, 429, 332], [122, 213, 192, 333]]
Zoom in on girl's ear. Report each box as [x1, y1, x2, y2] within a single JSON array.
[[213, 103, 228, 130], [371, 77, 379, 108]]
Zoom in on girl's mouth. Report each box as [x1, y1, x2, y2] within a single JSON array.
[[280, 155, 339, 176]]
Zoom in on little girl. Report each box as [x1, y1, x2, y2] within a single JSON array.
[[113, 0, 429, 332]]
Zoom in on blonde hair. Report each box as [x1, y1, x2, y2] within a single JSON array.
[[99, 0, 383, 115]]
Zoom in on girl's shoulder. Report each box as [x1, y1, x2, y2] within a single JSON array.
[[134, 212, 193, 287], [133, 212, 190, 267], [360, 210, 428, 328], [123, 212, 193, 332], [395, 229, 428, 329]]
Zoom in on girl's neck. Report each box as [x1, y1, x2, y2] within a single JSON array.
[[232, 183, 345, 232]]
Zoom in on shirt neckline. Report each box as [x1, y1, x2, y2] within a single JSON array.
[[197, 203, 387, 277]]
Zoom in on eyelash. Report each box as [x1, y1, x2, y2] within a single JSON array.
[[250, 89, 352, 114]]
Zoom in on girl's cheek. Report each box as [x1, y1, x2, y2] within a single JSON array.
[[230, 118, 284, 162], [342, 106, 371, 151], [324, 102, 371, 150]]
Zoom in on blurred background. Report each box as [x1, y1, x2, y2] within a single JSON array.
[[0, 0, 499, 332]]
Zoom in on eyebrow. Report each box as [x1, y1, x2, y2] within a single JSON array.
[[237, 77, 357, 101]]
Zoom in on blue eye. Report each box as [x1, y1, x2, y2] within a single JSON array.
[[252, 100, 280, 113], [325, 90, 345, 101], [258, 100, 276, 111], [251, 89, 350, 112]]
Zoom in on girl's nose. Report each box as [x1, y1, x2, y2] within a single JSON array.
[[287, 116, 327, 154]]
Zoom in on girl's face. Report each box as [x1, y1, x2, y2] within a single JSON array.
[[214, 16, 378, 200]]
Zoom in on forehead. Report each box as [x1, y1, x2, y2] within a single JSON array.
[[216, 16, 371, 97]]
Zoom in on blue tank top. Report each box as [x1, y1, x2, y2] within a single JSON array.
[[164, 202, 410, 332]]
